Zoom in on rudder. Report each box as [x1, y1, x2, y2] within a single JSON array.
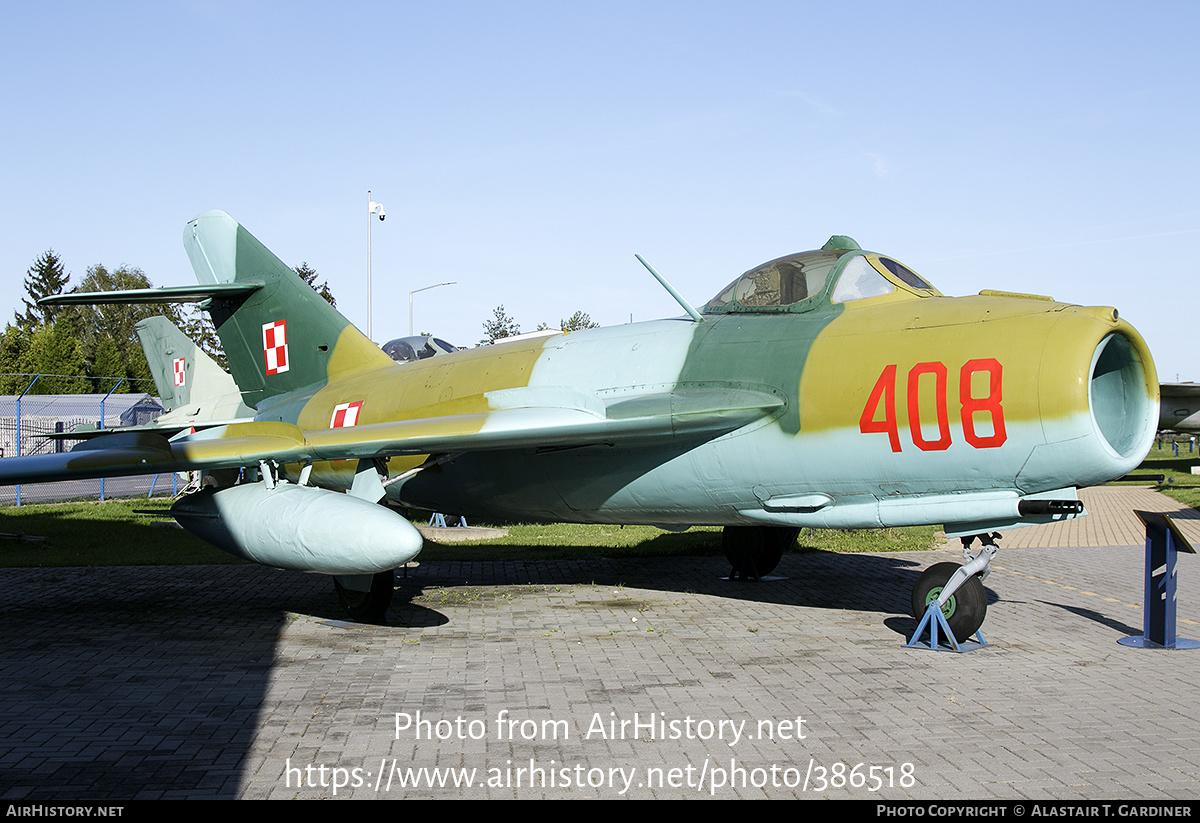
[[182, 210, 393, 405]]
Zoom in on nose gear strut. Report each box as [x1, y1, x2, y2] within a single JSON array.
[[907, 532, 999, 649]]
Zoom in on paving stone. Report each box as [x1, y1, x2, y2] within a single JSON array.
[[2, 488, 1198, 799]]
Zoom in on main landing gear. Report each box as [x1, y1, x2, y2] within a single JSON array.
[[333, 570, 395, 624], [910, 533, 998, 645], [723, 526, 799, 579]]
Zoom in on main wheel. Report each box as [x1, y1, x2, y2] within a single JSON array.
[[910, 562, 986, 643], [723, 526, 798, 578], [334, 570, 395, 624]]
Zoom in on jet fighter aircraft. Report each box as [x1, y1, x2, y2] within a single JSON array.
[[133, 315, 256, 429], [45, 316, 255, 447], [2, 210, 1159, 638]]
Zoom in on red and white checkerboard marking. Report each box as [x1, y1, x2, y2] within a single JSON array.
[[330, 401, 363, 428], [262, 320, 289, 375], [173, 357, 186, 387]]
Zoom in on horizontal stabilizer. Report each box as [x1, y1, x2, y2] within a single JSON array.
[[39, 283, 262, 306]]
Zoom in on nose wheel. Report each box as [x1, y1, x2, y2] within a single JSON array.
[[909, 533, 998, 645], [911, 562, 987, 643]]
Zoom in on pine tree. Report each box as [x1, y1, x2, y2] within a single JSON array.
[[15, 250, 70, 330], [481, 305, 521, 344], [294, 262, 337, 308], [560, 311, 600, 332]]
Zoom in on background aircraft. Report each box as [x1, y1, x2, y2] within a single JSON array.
[[43, 316, 256, 447], [1, 210, 1160, 639], [134, 315, 256, 428], [1159, 383, 1200, 434], [380, 334, 459, 364]]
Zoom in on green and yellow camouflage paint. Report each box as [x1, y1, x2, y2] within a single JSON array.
[[9, 210, 1158, 578]]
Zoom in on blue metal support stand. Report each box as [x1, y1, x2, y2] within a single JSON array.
[[428, 513, 468, 528], [906, 602, 987, 652], [1119, 511, 1199, 650]]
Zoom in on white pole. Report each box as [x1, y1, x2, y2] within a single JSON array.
[[366, 193, 386, 340], [367, 190, 373, 341], [408, 282, 457, 336]]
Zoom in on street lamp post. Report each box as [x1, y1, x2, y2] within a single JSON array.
[[409, 281, 457, 336], [367, 191, 385, 341]]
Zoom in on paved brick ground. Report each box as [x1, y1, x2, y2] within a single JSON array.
[[2, 489, 1199, 800], [937, 487, 1200, 549]]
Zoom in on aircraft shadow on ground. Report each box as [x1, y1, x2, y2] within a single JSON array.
[[0, 565, 341, 801], [0, 549, 979, 800], [388, 549, 984, 641]]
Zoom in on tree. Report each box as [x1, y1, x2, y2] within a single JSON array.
[[560, 311, 600, 332], [89, 337, 125, 392], [63, 264, 187, 393], [23, 320, 89, 394], [157, 263, 330, 369], [295, 262, 337, 308], [0, 325, 32, 394], [180, 310, 227, 368], [481, 305, 521, 344], [15, 250, 70, 331]]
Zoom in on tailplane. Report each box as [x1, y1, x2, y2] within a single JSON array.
[[40, 211, 396, 407]]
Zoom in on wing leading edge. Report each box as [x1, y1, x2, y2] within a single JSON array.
[[0, 388, 785, 485]]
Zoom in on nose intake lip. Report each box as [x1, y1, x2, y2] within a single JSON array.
[[1088, 331, 1156, 459]]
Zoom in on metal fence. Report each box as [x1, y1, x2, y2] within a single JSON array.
[[0, 375, 180, 506]]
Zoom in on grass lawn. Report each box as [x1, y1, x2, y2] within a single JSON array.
[[1112, 441, 1200, 486], [0, 497, 939, 568], [0, 499, 241, 567], [1112, 441, 1200, 510], [418, 521, 938, 562], [10, 439, 1200, 569]]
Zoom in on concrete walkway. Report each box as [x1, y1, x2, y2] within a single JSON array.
[[938, 485, 1200, 548]]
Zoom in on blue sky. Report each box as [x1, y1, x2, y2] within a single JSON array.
[[2, 2, 1197, 379]]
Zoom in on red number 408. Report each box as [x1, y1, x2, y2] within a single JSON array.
[[859, 358, 1007, 453]]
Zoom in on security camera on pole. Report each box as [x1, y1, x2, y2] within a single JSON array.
[[367, 192, 385, 341]]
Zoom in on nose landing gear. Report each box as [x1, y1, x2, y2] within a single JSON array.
[[909, 533, 998, 647]]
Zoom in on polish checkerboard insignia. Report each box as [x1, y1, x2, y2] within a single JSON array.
[[330, 401, 363, 428], [262, 320, 290, 375], [173, 357, 186, 387]]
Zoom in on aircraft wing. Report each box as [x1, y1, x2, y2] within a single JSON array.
[[0, 387, 784, 485]]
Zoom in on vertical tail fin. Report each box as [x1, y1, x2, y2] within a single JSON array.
[[182, 210, 393, 405], [134, 315, 255, 421]]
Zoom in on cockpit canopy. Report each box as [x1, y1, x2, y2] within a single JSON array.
[[701, 236, 939, 315], [382, 335, 458, 363]]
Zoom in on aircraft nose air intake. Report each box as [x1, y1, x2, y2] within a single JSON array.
[[1089, 331, 1157, 459], [1017, 309, 1157, 493]]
